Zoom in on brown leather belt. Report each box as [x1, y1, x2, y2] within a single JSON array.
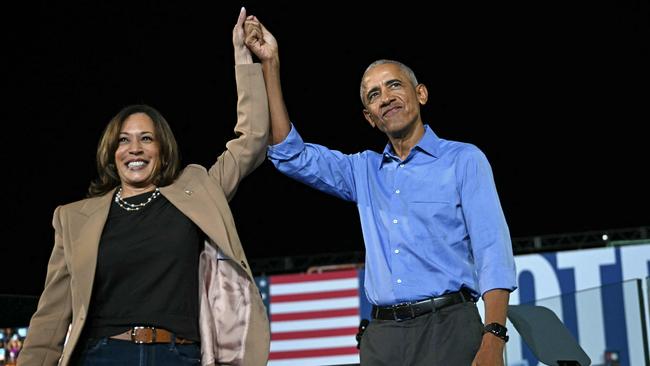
[[372, 288, 475, 321], [110, 327, 196, 344]]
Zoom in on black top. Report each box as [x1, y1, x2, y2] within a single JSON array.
[[85, 189, 202, 341]]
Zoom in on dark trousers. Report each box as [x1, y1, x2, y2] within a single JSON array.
[[69, 337, 201, 366], [360, 302, 483, 366]]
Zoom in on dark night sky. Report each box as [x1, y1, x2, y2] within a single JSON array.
[[3, 1, 649, 296]]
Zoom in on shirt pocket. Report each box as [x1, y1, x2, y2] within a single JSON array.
[[408, 199, 455, 241]]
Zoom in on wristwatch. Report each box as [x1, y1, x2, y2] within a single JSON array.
[[483, 322, 509, 342]]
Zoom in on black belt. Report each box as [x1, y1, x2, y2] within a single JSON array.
[[372, 288, 475, 321]]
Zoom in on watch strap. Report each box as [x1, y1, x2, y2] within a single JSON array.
[[483, 322, 509, 342]]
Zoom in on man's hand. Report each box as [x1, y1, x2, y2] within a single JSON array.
[[243, 16, 278, 64], [473, 289, 509, 366], [233, 7, 253, 65], [472, 332, 505, 366]]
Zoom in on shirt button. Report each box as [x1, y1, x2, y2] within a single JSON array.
[[397, 279, 402, 284], [392, 219, 398, 224], [395, 189, 400, 194], [399, 164, 405, 168], [394, 249, 400, 254]]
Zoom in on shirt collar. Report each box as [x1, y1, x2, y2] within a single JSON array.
[[380, 124, 441, 167]]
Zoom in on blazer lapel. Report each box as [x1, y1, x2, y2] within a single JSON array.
[[71, 190, 114, 310], [160, 176, 241, 262]]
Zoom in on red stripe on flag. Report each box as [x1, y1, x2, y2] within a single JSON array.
[[271, 269, 358, 284], [271, 327, 358, 340], [271, 289, 358, 303], [271, 308, 359, 321], [269, 346, 359, 360]]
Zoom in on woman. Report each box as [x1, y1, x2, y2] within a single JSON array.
[[18, 8, 269, 366]]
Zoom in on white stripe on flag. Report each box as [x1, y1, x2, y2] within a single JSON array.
[[271, 297, 359, 314], [271, 315, 360, 333], [270, 335, 358, 352], [268, 354, 360, 366], [270, 278, 358, 295]]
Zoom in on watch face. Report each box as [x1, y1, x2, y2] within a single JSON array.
[[484, 323, 508, 342], [485, 323, 506, 333]]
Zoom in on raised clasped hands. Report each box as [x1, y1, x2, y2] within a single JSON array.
[[243, 14, 278, 64]]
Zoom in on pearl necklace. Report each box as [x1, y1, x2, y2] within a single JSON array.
[[114, 187, 161, 211]]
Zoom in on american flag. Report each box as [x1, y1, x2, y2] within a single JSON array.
[[257, 269, 365, 366]]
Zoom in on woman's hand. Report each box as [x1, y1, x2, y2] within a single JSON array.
[[233, 7, 253, 65]]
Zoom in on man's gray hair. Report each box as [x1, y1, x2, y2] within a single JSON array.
[[360, 60, 419, 104]]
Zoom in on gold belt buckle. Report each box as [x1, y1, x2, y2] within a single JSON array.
[[131, 326, 157, 344]]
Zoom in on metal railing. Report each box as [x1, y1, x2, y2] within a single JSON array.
[[249, 226, 650, 276]]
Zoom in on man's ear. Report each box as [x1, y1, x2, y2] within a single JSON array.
[[416, 83, 428, 106], [363, 109, 376, 128]]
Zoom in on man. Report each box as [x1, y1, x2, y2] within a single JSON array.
[[245, 16, 516, 366]]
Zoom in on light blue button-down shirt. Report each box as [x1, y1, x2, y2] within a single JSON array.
[[268, 124, 517, 306]]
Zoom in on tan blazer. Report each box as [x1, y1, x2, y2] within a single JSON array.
[[18, 64, 270, 366]]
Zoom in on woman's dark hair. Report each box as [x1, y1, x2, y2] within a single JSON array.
[[88, 104, 181, 197]]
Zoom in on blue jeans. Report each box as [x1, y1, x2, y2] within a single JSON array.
[[70, 337, 201, 366]]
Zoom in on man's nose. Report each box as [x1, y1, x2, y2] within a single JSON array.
[[380, 87, 396, 102], [380, 92, 395, 106]]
